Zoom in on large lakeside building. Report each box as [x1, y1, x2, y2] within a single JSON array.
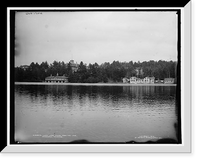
[[45, 74, 68, 83]]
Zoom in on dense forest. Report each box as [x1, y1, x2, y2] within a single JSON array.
[[15, 60, 177, 83]]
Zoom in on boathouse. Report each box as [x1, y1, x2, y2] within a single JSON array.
[[45, 74, 68, 83]]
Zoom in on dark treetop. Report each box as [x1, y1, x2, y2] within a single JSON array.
[[15, 60, 177, 83]]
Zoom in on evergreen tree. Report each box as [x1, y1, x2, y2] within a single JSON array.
[[14, 60, 178, 83]]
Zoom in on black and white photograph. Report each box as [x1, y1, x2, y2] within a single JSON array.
[[13, 9, 181, 145], [3, 3, 192, 153]]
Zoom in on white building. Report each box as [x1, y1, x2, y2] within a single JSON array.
[[144, 77, 155, 84], [130, 77, 137, 84], [122, 78, 129, 83], [130, 76, 155, 84], [136, 78, 142, 84]]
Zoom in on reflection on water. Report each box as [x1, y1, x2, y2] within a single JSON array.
[[15, 85, 179, 143]]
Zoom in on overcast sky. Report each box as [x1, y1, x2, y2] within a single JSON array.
[[15, 11, 178, 67]]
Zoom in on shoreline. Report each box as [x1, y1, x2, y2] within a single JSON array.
[[15, 82, 176, 86]]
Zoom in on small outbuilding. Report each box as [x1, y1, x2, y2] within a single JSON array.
[[164, 78, 175, 84]]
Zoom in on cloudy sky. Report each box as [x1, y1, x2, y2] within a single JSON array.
[[15, 11, 177, 67]]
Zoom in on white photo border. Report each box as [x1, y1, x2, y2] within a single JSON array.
[[4, 3, 191, 152]]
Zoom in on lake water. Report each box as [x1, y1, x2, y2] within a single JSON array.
[[15, 84, 179, 143]]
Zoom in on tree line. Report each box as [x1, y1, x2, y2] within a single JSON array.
[[15, 60, 177, 83]]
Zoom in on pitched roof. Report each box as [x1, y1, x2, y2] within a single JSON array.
[[164, 78, 174, 80], [45, 75, 68, 80]]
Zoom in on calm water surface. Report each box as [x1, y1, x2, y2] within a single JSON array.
[[15, 84, 178, 143]]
